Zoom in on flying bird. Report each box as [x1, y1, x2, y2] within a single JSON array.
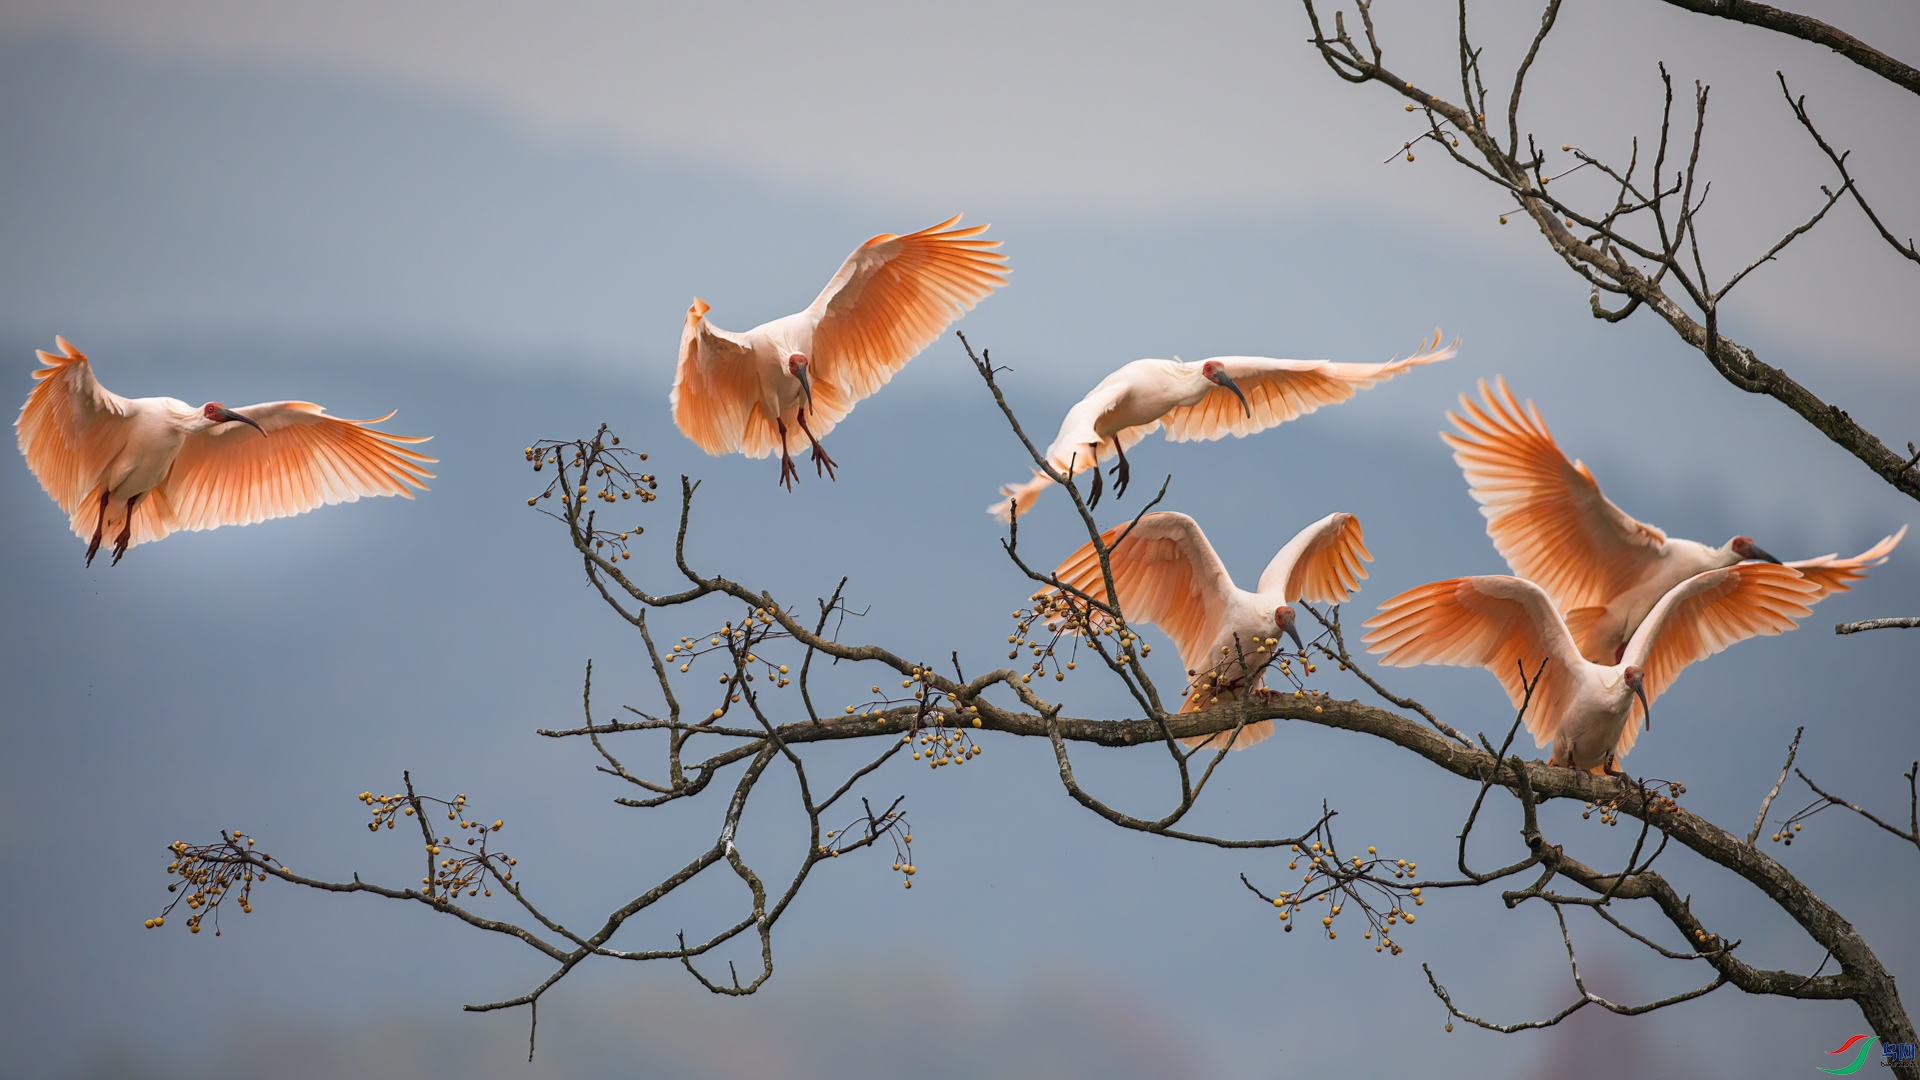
[[15, 337, 435, 566], [672, 215, 1008, 489], [1363, 564, 1817, 773], [1047, 511, 1372, 751], [1446, 376, 1905, 663], [991, 331, 1456, 521]]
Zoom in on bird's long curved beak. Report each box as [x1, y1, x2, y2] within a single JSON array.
[[1633, 680, 1651, 731], [1746, 543, 1782, 564], [1284, 619, 1304, 652], [219, 406, 266, 437], [1215, 372, 1252, 418], [794, 366, 814, 410]]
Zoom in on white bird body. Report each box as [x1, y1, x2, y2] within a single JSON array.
[[673, 215, 1007, 488], [992, 333, 1457, 520], [1048, 511, 1373, 751], [1061, 359, 1214, 446], [15, 338, 435, 565], [1574, 535, 1737, 663], [1364, 565, 1819, 772], [97, 396, 197, 496], [688, 311, 817, 428], [1447, 376, 1905, 663]]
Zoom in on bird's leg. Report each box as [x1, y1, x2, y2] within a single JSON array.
[[84, 489, 110, 567], [796, 408, 837, 480], [1086, 448, 1104, 508], [1108, 439, 1132, 499], [775, 419, 800, 491], [110, 493, 140, 566]]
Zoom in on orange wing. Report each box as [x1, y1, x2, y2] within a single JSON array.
[[148, 402, 434, 538], [1444, 376, 1666, 611], [1159, 331, 1455, 443], [670, 299, 767, 457], [1049, 512, 1235, 676], [1363, 575, 1582, 749], [1618, 562, 1818, 758], [1255, 512, 1372, 605], [806, 215, 1008, 403], [1785, 525, 1906, 601], [14, 337, 137, 517]]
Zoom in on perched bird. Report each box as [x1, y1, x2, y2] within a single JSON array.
[[1363, 564, 1817, 773], [672, 215, 1008, 489], [1446, 376, 1905, 664], [991, 331, 1456, 520], [15, 337, 435, 566], [1047, 511, 1372, 750]]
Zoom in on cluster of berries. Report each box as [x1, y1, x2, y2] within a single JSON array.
[[1254, 833, 1428, 956], [361, 789, 515, 902], [524, 427, 656, 563], [150, 830, 289, 936]]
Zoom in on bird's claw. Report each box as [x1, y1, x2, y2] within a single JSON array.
[[778, 451, 800, 491], [810, 441, 838, 481], [1109, 452, 1131, 499]]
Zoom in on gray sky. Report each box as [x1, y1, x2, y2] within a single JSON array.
[[1, 4, 1917, 1079], [5, 0, 1918, 369]]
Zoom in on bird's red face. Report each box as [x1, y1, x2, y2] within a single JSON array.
[[1203, 361, 1252, 418], [1273, 604, 1303, 651], [785, 354, 813, 409], [1623, 664, 1651, 728], [1730, 536, 1781, 563], [202, 402, 266, 436]]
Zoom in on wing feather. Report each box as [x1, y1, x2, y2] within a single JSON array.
[[154, 402, 434, 537], [1444, 376, 1666, 611], [1784, 525, 1906, 601], [14, 337, 138, 518], [1048, 512, 1236, 675], [807, 215, 1008, 404], [1619, 562, 1818, 756], [670, 299, 768, 457], [1364, 575, 1583, 749], [1159, 331, 1455, 443], [1255, 512, 1373, 604]]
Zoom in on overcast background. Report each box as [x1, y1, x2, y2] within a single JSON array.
[[1, 2, 1916, 1077]]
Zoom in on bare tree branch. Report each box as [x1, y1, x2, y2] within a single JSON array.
[[1299, 0, 1920, 504], [1749, 726, 1803, 846], [153, 344, 1918, 1059], [1657, 0, 1920, 96], [1836, 618, 1920, 635]]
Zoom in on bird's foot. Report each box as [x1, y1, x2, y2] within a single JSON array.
[[109, 496, 135, 565], [1109, 447, 1131, 499], [84, 490, 108, 566], [1087, 461, 1104, 507], [794, 410, 837, 481], [778, 449, 800, 491], [809, 439, 838, 481]]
